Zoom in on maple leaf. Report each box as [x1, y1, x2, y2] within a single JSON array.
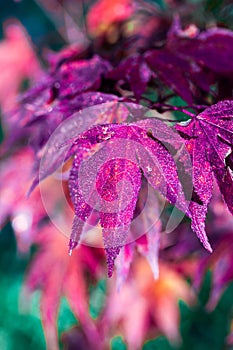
[[27, 101, 126, 194], [176, 100, 233, 252], [31, 102, 148, 192], [104, 259, 194, 349], [53, 55, 111, 98], [24, 91, 119, 155], [106, 54, 151, 100], [67, 117, 190, 276], [169, 27, 233, 75], [30, 102, 192, 277], [145, 49, 194, 104], [144, 25, 233, 104], [5, 50, 115, 155], [25, 225, 104, 350]]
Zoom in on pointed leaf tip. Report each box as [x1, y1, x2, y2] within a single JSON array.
[[106, 246, 121, 277], [204, 241, 213, 253], [68, 238, 78, 256], [195, 227, 213, 253], [26, 176, 39, 198]]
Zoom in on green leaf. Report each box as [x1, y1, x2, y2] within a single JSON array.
[[168, 96, 191, 121], [198, 270, 212, 306], [58, 297, 77, 335], [178, 273, 233, 350], [143, 336, 174, 350], [205, 0, 224, 15], [89, 279, 107, 319], [179, 299, 191, 324], [142, 0, 167, 11], [0, 226, 46, 350], [111, 336, 127, 350]]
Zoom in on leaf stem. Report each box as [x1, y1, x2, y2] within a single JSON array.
[[153, 103, 196, 117]]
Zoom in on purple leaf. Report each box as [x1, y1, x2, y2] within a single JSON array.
[[169, 28, 233, 75], [32, 102, 128, 191], [198, 100, 233, 214], [107, 54, 151, 100], [18, 87, 119, 151], [187, 134, 213, 252], [176, 100, 233, 251], [35, 102, 166, 188], [103, 226, 130, 278], [195, 29, 233, 74], [136, 118, 193, 213], [69, 128, 142, 275], [68, 118, 191, 275], [97, 158, 142, 276], [56, 55, 111, 98], [145, 49, 193, 103], [9, 52, 114, 154]]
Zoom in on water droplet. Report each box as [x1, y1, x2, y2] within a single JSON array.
[[100, 135, 110, 141], [102, 126, 108, 134]]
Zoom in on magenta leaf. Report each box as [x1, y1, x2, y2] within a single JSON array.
[[176, 100, 233, 251], [68, 119, 191, 275], [69, 126, 142, 276], [197, 100, 233, 214], [15, 87, 230, 276], [187, 133, 213, 252], [98, 158, 142, 276], [55, 55, 111, 98]]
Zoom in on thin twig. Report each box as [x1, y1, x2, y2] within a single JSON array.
[[153, 103, 196, 117]]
